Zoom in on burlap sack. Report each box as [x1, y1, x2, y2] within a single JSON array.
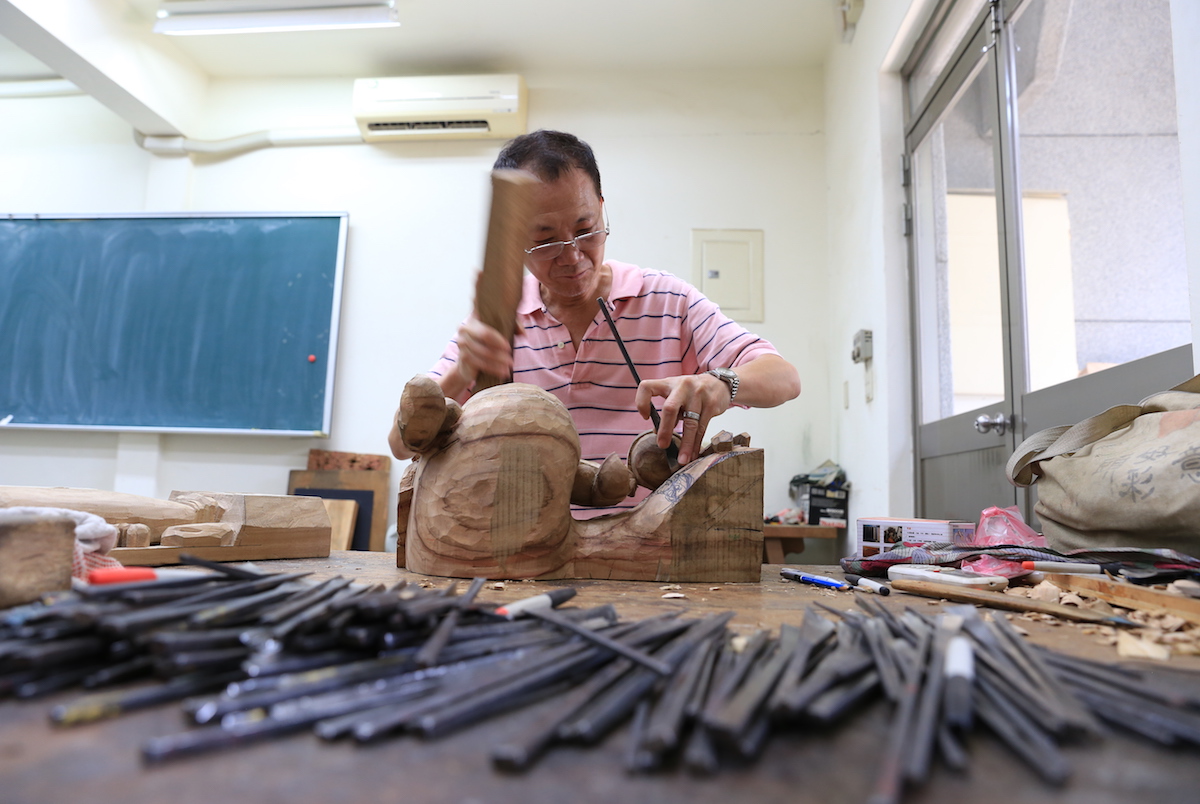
[[1006, 375, 1200, 553]]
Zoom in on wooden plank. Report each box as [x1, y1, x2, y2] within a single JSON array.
[[288, 469, 389, 552], [1045, 573, 1200, 626], [890, 578, 1135, 626], [763, 524, 839, 539], [322, 498, 359, 551], [307, 449, 391, 472]]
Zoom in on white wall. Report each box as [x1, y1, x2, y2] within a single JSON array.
[[820, 1, 934, 555], [0, 66, 828, 528]]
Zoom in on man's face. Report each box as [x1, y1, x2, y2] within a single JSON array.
[[523, 167, 606, 306]]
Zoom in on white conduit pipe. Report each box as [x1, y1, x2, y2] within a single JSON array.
[[0, 78, 83, 98], [136, 126, 364, 157]]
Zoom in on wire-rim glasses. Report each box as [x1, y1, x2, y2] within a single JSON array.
[[523, 207, 609, 262]]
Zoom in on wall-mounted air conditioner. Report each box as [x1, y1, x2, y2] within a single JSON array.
[[352, 74, 527, 142]]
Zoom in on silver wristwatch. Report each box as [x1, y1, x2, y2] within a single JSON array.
[[707, 368, 739, 401]]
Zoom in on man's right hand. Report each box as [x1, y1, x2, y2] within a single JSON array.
[[447, 317, 513, 394]]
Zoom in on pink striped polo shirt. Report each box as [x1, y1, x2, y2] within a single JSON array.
[[429, 260, 781, 516]]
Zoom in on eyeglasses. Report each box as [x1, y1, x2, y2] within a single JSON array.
[[524, 208, 610, 262]]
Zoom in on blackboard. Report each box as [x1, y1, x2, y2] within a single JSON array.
[[0, 213, 347, 435]]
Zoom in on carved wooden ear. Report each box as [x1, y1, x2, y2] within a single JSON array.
[[398, 375, 453, 454], [699, 429, 735, 459]]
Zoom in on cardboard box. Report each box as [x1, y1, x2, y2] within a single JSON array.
[[856, 517, 975, 557], [807, 487, 849, 528]]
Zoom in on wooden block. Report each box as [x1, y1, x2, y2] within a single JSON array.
[[1045, 573, 1200, 626], [288, 469, 390, 552], [323, 498, 359, 551], [307, 449, 391, 472], [0, 513, 76, 607]]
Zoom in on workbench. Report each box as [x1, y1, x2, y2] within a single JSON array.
[[2, 551, 1199, 804]]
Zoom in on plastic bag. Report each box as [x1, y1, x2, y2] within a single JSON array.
[[961, 505, 1047, 578]]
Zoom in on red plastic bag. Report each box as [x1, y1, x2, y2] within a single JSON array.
[[961, 505, 1047, 578]]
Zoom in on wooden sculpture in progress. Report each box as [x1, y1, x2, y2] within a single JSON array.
[[0, 486, 331, 566], [396, 377, 764, 582]]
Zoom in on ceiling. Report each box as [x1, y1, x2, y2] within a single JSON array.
[[0, 0, 843, 82]]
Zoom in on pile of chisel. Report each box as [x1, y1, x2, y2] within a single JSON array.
[[3, 561, 1200, 804]]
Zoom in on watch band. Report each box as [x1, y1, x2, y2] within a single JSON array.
[[707, 368, 739, 401]]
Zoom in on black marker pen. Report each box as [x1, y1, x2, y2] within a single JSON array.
[[494, 587, 577, 619], [845, 574, 890, 596]]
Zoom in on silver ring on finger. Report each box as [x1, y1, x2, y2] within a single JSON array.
[[681, 410, 701, 421]]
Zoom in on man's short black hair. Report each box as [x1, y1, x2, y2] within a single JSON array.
[[494, 130, 602, 198]]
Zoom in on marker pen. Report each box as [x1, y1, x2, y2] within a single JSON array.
[[844, 573, 890, 596], [1020, 561, 1117, 574], [494, 587, 577, 619], [87, 566, 213, 585], [942, 635, 975, 731], [780, 568, 851, 591]]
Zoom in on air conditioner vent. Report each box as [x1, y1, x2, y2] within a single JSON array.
[[353, 75, 525, 142]]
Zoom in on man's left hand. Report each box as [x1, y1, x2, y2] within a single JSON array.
[[635, 372, 732, 465]]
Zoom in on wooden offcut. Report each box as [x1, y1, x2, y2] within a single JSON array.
[[0, 512, 75, 607], [323, 498, 359, 552]]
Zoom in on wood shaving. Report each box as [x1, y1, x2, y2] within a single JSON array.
[[709, 587, 722, 591], [1028, 581, 1063, 603], [1082, 598, 1117, 615], [489, 582, 506, 590], [661, 592, 687, 600], [1117, 631, 1171, 661], [660, 584, 682, 591], [1157, 615, 1188, 632], [1058, 592, 1085, 607]]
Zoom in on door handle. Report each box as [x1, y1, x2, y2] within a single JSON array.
[[973, 412, 1011, 436]]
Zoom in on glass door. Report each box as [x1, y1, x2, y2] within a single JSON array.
[[905, 0, 1193, 525]]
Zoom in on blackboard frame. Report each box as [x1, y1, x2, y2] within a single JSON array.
[[0, 212, 348, 436]]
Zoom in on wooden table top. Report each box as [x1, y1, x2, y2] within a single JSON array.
[[3, 551, 1199, 804]]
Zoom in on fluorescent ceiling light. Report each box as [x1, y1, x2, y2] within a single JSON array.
[[154, 1, 399, 36]]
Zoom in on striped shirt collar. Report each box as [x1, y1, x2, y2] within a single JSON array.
[[516, 260, 645, 315]]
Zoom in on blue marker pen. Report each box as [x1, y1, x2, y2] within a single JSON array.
[[780, 568, 851, 591]]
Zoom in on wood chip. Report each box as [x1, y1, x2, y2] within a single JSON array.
[[660, 584, 682, 591], [1082, 598, 1117, 615], [1029, 581, 1063, 603], [661, 592, 687, 600], [1059, 592, 1085, 607], [1117, 631, 1171, 660], [1168, 579, 1200, 599], [489, 582, 506, 590]]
